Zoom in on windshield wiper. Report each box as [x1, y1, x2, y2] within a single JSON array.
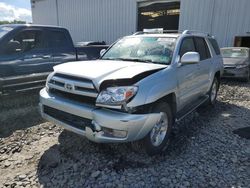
[[102, 57, 168, 65]]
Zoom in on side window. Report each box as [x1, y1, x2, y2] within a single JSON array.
[[4, 30, 44, 55], [48, 30, 69, 48], [208, 38, 221, 55], [179, 37, 196, 57], [194, 37, 211, 60]]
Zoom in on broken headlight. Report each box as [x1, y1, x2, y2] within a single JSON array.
[[96, 86, 138, 107]]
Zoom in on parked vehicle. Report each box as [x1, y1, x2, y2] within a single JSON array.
[[221, 47, 250, 82], [0, 24, 108, 95], [40, 29, 223, 155]]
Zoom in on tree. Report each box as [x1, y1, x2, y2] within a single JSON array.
[[0, 20, 26, 25]]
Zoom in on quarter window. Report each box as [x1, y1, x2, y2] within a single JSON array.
[[209, 38, 221, 55]]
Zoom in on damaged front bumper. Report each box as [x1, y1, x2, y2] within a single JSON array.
[[222, 66, 249, 79], [39, 88, 161, 143]]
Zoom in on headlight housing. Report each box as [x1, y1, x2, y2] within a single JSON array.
[[96, 86, 138, 107], [236, 64, 248, 69]]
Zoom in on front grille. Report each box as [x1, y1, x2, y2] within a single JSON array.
[[50, 88, 96, 105], [48, 73, 98, 98], [43, 105, 93, 130]]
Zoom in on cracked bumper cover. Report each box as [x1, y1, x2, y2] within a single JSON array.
[[222, 67, 249, 78], [39, 88, 161, 143]]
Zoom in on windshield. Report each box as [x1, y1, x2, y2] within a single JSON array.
[[221, 48, 248, 58], [0, 26, 13, 39], [102, 36, 176, 65]]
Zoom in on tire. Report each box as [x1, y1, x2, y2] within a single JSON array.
[[242, 71, 249, 82], [142, 102, 173, 156], [208, 77, 219, 106], [243, 76, 249, 82]]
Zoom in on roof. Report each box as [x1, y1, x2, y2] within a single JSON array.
[[0, 24, 63, 29], [128, 33, 181, 38]]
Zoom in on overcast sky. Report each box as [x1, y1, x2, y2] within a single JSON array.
[[0, 0, 32, 22]]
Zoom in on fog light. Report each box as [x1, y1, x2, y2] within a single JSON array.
[[101, 127, 127, 138]]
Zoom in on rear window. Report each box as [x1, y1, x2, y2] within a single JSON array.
[[208, 38, 220, 55], [221, 48, 248, 58]]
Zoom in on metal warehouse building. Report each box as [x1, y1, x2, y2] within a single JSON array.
[[31, 0, 250, 47]]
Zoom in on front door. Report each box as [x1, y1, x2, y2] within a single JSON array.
[[1, 28, 53, 76], [0, 28, 53, 93], [177, 37, 201, 110]]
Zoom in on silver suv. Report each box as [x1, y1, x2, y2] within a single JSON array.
[[40, 30, 223, 155]]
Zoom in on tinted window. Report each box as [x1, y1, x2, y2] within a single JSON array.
[[0, 26, 13, 39], [179, 37, 196, 57], [4, 30, 45, 55], [194, 37, 211, 60], [209, 38, 220, 55], [48, 30, 68, 48]]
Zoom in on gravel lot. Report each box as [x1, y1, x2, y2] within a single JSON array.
[[0, 80, 250, 188]]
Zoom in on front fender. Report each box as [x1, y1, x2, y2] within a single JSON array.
[[127, 67, 177, 107]]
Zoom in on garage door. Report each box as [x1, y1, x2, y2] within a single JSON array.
[[137, 1, 180, 31]]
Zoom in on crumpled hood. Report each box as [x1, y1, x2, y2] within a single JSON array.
[[223, 57, 248, 66], [54, 60, 167, 87]]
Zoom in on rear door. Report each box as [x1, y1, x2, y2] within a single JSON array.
[[193, 37, 212, 95], [46, 28, 76, 68], [177, 37, 201, 109]]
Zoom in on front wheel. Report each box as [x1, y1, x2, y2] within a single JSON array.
[[242, 70, 249, 82], [142, 102, 173, 156]]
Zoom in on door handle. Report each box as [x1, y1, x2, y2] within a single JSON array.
[[24, 54, 37, 59], [23, 55, 51, 60], [42, 55, 52, 59]]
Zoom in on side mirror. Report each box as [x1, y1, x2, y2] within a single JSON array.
[[180, 52, 200, 65], [5, 41, 21, 54], [100, 49, 106, 57]]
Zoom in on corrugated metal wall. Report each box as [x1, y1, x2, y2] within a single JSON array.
[[33, 0, 138, 44], [31, 0, 58, 25], [32, 0, 250, 47], [179, 0, 250, 47]]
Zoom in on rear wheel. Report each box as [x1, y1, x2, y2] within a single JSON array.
[[142, 102, 173, 156], [208, 77, 219, 106]]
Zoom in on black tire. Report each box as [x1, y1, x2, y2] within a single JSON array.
[[242, 71, 249, 82], [243, 77, 249, 82], [207, 77, 219, 106], [142, 102, 173, 156]]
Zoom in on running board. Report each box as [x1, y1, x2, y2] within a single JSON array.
[[175, 95, 209, 122]]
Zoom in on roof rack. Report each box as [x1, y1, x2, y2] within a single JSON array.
[[182, 30, 211, 37], [133, 28, 179, 35]]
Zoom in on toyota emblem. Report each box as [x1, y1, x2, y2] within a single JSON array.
[[65, 83, 74, 91]]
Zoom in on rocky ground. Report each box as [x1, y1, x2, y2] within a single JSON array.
[[0, 80, 250, 188]]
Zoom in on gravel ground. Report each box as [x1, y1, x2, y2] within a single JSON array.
[[0, 80, 250, 188]]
